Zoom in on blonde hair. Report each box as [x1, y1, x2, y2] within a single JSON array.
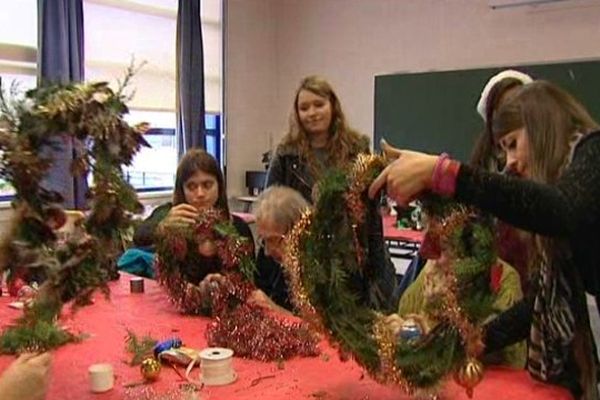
[[493, 81, 599, 183], [279, 75, 369, 175], [253, 186, 309, 232]]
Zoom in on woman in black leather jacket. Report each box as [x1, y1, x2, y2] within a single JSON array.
[[257, 75, 397, 312]]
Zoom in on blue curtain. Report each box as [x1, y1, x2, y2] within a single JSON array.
[[176, 0, 206, 158], [38, 0, 87, 209]]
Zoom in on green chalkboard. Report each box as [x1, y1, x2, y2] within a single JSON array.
[[374, 60, 600, 162]]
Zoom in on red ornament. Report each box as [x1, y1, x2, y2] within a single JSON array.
[[419, 231, 441, 259], [490, 263, 503, 294], [8, 278, 26, 297]]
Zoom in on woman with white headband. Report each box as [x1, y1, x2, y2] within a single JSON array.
[[471, 70, 535, 296], [471, 69, 533, 172]]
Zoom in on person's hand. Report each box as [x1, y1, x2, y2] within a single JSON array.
[[163, 204, 199, 226], [423, 260, 448, 302], [248, 289, 272, 307], [197, 273, 228, 297], [384, 313, 405, 336], [248, 290, 293, 315], [0, 352, 52, 400], [380, 138, 402, 160], [369, 146, 438, 206]]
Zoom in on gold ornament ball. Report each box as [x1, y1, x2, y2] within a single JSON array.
[[198, 239, 217, 257], [140, 357, 161, 381], [454, 358, 484, 399]]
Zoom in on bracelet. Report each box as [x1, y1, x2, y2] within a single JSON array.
[[431, 154, 460, 197], [431, 153, 449, 189]]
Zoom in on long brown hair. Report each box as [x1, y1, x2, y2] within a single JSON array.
[[173, 149, 229, 215], [279, 76, 368, 174], [493, 81, 599, 183], [495, 82, 600, 396]]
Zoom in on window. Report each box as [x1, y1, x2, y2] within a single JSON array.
[[84, 0, 223, 192], [0, 1, 223, 197], [0, 0, 38, 200], [122, 110, 177, 191], [121, 111, 221, 192], [205, 113, 222, 162]]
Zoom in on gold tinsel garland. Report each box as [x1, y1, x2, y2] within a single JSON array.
[[283, 154, 486, 397]]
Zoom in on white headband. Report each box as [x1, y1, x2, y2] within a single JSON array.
[[476, 69, 533, 120]]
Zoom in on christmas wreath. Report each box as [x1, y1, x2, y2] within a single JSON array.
[[284, 154, 497, 397], [155, 208, 320, 361], [0, 66, 148, 353]]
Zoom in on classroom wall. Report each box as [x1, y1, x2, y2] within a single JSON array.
[[224, 0, 281, 205], [224, 0, 600, 198]]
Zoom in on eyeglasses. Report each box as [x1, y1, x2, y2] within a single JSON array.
[[257, 233, 285, 249]]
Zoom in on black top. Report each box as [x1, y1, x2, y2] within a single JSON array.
[[455, 131, 600, 398], [133, 203, 172, 248], [254, 246, 293, 310], [456, 131, 600, 296]]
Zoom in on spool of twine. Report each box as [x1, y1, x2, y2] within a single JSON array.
[[130, 277, 145, 293], [198, 347, 236, 386]]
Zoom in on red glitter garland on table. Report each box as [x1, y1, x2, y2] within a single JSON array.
[[206, 274, 320, 361], [155, 208, 320, 361]]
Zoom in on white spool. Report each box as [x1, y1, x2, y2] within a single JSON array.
[[199, 347, 236, 386], [88, 363, 114, 393]]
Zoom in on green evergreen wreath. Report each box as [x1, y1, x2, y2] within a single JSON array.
[[0, 66, 148, 353], [284, 154, 496, 397]]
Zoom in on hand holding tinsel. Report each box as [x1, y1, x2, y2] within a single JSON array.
[[155, 207, 319, 361], [156, 207, 257, 316], [384, 313, 430, 342], [197, 273, 229, 298], [206, 274, 320, 361]]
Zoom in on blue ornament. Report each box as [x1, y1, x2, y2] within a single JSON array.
[[398, 319, 423, 342], [153, 338, 183, 357]]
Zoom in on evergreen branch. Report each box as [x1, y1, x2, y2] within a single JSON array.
[[125, 329, 158, 366]]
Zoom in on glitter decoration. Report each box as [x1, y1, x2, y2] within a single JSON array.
[[398, 318, 424, 342], [281, 157, 494, 397], [155, 209, 320, 362], [124, 385, 200, 400], [140, 357, 162, 381], [205, 274, 320, 361], [454, 358, 484, 398]]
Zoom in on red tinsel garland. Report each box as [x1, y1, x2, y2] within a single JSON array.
[[206, 274, 320, 361], [155, 208, 320, 361]]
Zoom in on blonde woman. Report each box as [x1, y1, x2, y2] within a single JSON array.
[[264, 76, 396, 312]]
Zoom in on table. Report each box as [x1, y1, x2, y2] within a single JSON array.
[[382, 215, 424, 260], [0, 275, 572, 400]]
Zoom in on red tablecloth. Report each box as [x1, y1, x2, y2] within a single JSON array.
[[0, 275, 572, 400], [382, 215, 425, 244]]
